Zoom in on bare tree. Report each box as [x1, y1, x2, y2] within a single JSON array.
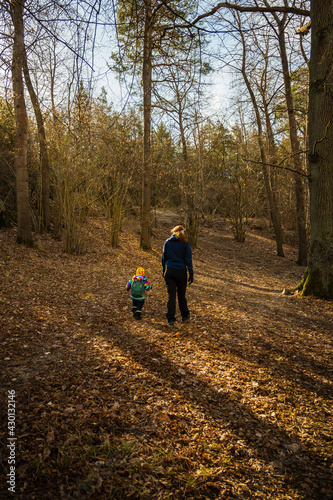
[[22, 46, 50, 230], [10, 0, 33, 246], [153, 63, 205, 247], [234, 11, 285, 256], [262, 1, 308, 265], [113, 0, 204, 249]]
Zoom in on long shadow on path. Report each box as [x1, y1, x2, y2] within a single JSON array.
[[99, 321, 333, 500], [190, 274, 333, 397]]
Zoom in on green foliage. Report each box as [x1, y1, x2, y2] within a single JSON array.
[[111, 0, 205, 85]]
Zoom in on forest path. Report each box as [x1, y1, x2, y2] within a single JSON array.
[[1, 215, 332, 499]]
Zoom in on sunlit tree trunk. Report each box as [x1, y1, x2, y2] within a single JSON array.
[[140, 0, 152, 250], [10, 0, 33, 246], [263, 101, 285, 255], [276, 15, 308, 265], [299, 0, 333, 298]]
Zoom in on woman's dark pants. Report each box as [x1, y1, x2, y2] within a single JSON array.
[[165, 268, 189, 322]]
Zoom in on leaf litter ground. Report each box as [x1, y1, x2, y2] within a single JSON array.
[[0, 214, 332, 499]]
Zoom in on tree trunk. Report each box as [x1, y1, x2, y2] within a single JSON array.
[[263, 101, 285, 256], [299, 0, 333, 298], [238, 22, 284, 256], [277, 20, 308, 265], [140, 0, 152, 250], [23, 47, 51, 231], [11, 0, 33, 246], [178, 105, 198, 248]]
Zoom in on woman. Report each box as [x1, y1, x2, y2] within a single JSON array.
[[162, 225, 193, 327]]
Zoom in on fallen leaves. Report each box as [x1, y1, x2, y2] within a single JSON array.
[[1, 217, 333, 499]]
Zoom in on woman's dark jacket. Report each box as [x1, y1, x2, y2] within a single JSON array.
[[162, 235, 193, 275]]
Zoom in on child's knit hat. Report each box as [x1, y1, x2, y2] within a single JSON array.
[[136, 267, 145, 276]]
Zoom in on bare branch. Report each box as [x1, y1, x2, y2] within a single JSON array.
[[158, 1, 309, 35], [190, 2, 310, 25], [246, 150, 310, 178]]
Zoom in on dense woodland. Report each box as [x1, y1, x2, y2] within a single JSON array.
[[1, 1, 332, 290], [1, 0, 332, 298], [1, 1, 333, 499]]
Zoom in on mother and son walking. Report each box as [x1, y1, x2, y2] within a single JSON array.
[[126, 225, 194, 327]]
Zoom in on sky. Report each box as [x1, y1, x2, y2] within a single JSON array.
[[89, 41, 233, 126], [86, 12, 235, 124]]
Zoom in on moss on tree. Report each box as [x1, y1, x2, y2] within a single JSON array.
[[296, 266, 333, 299]]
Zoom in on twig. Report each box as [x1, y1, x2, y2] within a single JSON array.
[[244, 150, 309, 178], [312, 120, 331, 156]]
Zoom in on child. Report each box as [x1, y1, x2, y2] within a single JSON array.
[[126, 267, 151, 319]]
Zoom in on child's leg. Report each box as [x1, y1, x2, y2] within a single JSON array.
[[134, 299, 144, 319], [132, 299, 137, 317]]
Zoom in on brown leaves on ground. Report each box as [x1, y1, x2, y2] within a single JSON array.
[[0, 215, 332, 499]]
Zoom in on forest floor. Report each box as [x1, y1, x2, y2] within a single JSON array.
[[1, 213, 333, 500]]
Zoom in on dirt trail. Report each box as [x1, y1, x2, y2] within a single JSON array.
[[1, 215, 332, 499]]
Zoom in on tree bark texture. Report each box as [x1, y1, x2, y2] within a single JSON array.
[[140, 0, 152, 250], [303, 0, 333, 298], [11, 0, 33, 246]]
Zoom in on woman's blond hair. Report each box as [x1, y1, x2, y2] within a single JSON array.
[[171, 225, 187, 243]]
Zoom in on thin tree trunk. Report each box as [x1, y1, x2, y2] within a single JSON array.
[[178, 105, 196, 247], [140, 0, 152, 250], [11, 0, 33, 246], [263, 100, 285, 254], [23, 47, 50, 231], [262, 2, 309, 264], [238, 20, 284, 256], [277, 18, 308, 265]]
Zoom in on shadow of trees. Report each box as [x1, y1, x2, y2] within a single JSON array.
[[95, 319, 332, 499]]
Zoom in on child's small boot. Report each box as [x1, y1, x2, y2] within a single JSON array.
[[135, 310, 142, 320]]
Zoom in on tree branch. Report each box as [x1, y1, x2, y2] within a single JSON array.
[[245, 150, 310, 178], [158, 1, 310, 34], [190, 2, 310, 26]]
